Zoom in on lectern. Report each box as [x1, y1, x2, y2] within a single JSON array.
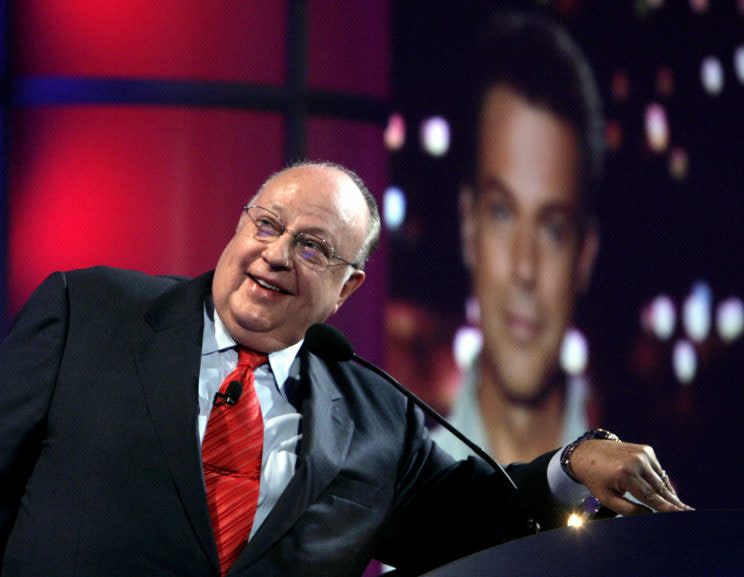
[[419, 510, 743, 577]]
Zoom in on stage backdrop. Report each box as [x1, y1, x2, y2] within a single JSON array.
[[3, 0, 390, 363]]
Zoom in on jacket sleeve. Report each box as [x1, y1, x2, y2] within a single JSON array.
[[371, 396, 567, 575], [0, 272, 69, 556]]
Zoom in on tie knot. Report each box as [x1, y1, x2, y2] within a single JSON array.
[[236, 347, 268, 370]]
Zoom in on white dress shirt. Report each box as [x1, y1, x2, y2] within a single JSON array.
[[198, 303, 303, 539], [430, 357, 592, 506]]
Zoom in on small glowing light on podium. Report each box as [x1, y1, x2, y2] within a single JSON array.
[[567, 513, 584, 528], [701, 56, 724, 95], [383, 186, 406, 231], [673, 340, 697, 385], [560, 328, 588, 375], [669, 147, 689, 180], [645, 103, 669, 153], [420, 116, 450, 157], [734, 46, 744, 85], [384, 113, 406, 151], [717, 297, 744, 342]]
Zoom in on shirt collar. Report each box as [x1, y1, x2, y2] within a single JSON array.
[[202, 301, 303, 390]]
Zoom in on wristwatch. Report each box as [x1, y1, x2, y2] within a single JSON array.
[[560, 428, 621, 483]]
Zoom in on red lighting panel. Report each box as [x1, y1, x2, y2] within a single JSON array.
[[13, 0, 287, 83], [9, 106, 284, 313], [308, 0, 390, 97]]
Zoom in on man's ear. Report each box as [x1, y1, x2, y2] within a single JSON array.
[[577, 219, 599, 294], [459, 185, 476, 270], [332, 270, 366, 314]]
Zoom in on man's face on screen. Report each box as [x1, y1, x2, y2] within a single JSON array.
[[461, 85, 597, 403]]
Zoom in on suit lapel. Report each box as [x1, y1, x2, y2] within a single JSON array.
[[235, 350, 355, 568], [133, 271, 220, 572]]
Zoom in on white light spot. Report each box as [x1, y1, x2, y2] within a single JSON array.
[[560, 328, 588, 375], [384, 113, 406, 151], [452, 326, 482, 371], [383, 186, 406, 231], [567, 513, 584, 528], [672, 340, 697, 385], [420, 116, 450, 157], [649, 295, 676, 340], [734, 46, 744, 86], [717, 297, 744, 342], [701, 56, 724, 95], [645, 103, 669, 153], [682, 282, 712, 342]]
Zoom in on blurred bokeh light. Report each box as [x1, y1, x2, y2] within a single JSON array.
[[645, 103, 669, 153], [560, 328, 588, 376], [717, 297, 744, 343], [383, 185, 406, 231], [673, 340, 697, 384], [420, 116, 450, 157], [682, 282, 712, 343], [384, 112, 406, 151], [701, 56, 724, 95]]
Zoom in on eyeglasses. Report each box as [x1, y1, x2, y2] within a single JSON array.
[[243, 205, 360, 270]]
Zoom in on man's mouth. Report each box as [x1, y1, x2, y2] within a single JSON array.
[[505, 311, 540, 343], [249, 274, 291, 295]]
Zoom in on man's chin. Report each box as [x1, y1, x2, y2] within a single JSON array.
[[498, 371, 563, 408]]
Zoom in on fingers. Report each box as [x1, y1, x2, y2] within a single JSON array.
[[599, 493, 653, 517], [639, 466, 694, 512], [580, 442, 692, 515], [614, 446, 693, 513], [631, 471, 686, 512], [596, 472, 690, 516], [660, 470, 673, 492], [575, 440, 694, 516], [639, 446, 694, 511]]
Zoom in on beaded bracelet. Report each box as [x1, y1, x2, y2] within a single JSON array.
[[560, 428, 621, 483]]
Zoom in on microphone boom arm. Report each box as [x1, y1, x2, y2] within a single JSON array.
[[350, 352, 518, 492]]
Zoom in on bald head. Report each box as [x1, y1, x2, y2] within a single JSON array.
[[256, 161, 381, 269]]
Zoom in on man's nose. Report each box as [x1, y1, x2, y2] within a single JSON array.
[[511, 227, 537, 288], [261, 233, 294, 270]]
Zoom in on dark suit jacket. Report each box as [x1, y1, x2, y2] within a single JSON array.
[[0, 267, 564, 577]]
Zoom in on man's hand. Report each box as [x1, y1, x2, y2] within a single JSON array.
[[569, 439, 693, 515]]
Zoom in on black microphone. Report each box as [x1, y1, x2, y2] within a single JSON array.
[[214, 380, 243, 407], [304, 323, 519, 491]]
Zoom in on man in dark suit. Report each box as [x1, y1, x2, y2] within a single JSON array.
[[0, 161, 689, 576]]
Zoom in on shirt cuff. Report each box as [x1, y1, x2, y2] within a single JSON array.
[[547, 447, 591, 506]]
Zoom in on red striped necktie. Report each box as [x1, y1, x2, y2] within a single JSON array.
[[202, 347, 268, 576]]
